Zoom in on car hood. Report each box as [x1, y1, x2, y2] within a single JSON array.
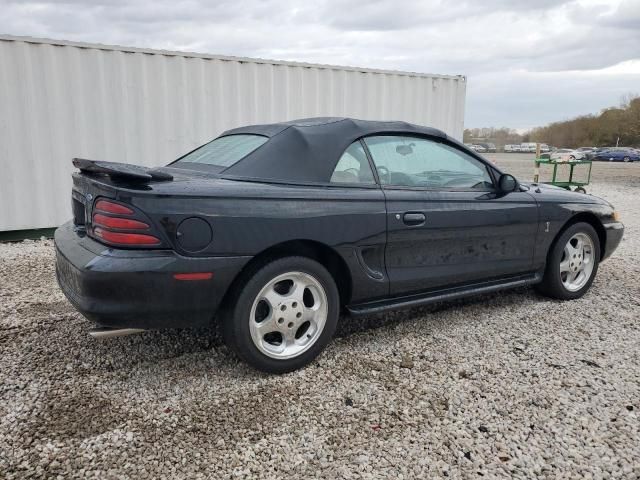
[[522, 182, 612, 207]]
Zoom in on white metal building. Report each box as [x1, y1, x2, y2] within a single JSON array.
[[0, 34, 467, 232]]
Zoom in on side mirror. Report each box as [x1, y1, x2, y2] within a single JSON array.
[[498, 173, 518, 192]]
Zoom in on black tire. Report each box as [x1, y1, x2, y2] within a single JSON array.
[[535, 222, 600, 300], [221, 256, 339, 374], [623, 156, 630, 162]]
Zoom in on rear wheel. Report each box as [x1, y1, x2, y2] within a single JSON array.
[[623, 156, 631, 162], [221, 256, 339, 373], [536, 222, 600, 300]]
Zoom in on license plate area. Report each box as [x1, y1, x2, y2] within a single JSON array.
[[56, 251, 83, 295]]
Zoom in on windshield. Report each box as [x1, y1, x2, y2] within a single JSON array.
[[174, 134, 268, 168]]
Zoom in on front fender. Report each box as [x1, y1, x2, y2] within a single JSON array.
[[533, 198, 619, 269]]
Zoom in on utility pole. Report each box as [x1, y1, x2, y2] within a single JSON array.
[[534, 143, 541, 183]]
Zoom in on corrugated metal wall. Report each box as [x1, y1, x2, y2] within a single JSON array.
[[0, 35, 466, 231]]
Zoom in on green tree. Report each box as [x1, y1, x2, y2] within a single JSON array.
[[527, 94, 639, 148]]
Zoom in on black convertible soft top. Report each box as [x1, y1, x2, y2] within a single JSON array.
[[218, 117, 453, 184]]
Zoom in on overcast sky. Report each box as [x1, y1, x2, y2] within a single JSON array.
[[1, 0, 639, 130]]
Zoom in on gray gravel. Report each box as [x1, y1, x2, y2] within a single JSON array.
[[1, 157, 639, 479]]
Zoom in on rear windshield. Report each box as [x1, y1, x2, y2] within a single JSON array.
[[174, 134, 268, 168]]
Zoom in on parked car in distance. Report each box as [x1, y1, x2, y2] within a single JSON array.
[[55, 117, 624, 373], [477, 142, 497, 153], [504, 144, 521, 153], [592, 149, 640, 162], [514, 143, 550, 154], [465, 143, 486, 153], [585, 147, 609, 160], [546, 149, 587, 161]]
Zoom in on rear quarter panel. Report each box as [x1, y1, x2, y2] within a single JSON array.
[[119, 179, 389, 304]]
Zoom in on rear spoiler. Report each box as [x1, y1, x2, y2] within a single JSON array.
[[72, 158, 173, 183]]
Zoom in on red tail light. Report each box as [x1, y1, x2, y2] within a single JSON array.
[[93, 228, 161, 246], [90, 198, 161, 247], [95, 200, 134, 215], [93, 213, 149, 230]]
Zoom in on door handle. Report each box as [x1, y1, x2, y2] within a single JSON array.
[[403, 212, 426, 226]]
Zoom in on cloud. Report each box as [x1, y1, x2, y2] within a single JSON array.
[[465, 68, 640, 129], [313, 0, 574, 31], [596, 0, 640, 29], [0, 0, 638, 128]]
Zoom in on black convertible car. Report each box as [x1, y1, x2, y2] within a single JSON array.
[[55, 117, 624, 373]]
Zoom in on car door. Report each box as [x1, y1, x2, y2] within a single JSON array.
[[326, 140, 389, 304], [363, 135, 539, 296]]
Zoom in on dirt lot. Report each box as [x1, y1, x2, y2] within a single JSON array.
[[1, 154, 639, 479]]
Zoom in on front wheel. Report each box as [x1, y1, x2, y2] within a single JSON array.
[[535, 222, 600, 300], [623, 156, 631, 162], [221, 256, 339, 373]]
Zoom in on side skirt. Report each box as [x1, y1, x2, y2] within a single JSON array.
[[347, 272, 542, 316]]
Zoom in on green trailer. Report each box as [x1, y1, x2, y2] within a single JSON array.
[[533, 158, 593, 193]]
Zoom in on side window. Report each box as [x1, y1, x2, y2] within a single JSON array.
[[330, 141, 375, 184], [363, 136, 494, 189]]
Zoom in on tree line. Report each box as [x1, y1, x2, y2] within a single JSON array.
[[465, 95, 640, 149], [463, 127, 528, 146]]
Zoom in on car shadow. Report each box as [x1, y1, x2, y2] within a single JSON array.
[[20, 286, 538, 377], [334, 286, 534, 338], [123, 286, 534, 355]]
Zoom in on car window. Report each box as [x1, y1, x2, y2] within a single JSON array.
[[363, 136, 494, 189], [330, 141, 375, 185], [174, 134, 268, 168]]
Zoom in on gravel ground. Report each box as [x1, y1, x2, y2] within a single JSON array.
[[1, 156, 639, 479]]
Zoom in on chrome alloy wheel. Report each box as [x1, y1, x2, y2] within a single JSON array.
[[249, 271, 328, 360], [560, 232, 595, 292]]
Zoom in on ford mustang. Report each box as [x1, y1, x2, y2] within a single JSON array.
[[55, 118, 624, 373]]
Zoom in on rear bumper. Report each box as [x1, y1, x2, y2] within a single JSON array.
[[55, 221, 250, 330], [602, 222, 624, 261]]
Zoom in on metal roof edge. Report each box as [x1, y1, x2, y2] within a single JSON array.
[[0, 33, 466, 81]]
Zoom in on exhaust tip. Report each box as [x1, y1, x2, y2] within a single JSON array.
[[89, 327, 146, 339]]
